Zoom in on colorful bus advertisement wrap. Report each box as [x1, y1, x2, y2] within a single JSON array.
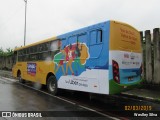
[[12, 20, 142, 95], [53, 40, 105, 93]]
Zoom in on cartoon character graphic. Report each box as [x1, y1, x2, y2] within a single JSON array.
[[66, 44, 75, 75], [54, 48, 66, 75], [75, 40, 82, 58], [53, 39, 89, 78]]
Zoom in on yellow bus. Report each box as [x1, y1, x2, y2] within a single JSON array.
[[12, 20, 142, 95]]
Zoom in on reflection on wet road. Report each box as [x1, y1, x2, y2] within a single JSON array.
[[0, 77, 114, 120], [1, 75, 160, 120]]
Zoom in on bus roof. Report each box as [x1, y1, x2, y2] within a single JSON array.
[[14, 20, 138, 51], [110, 20, 139, 31]]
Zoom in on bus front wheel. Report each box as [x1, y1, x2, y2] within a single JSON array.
[[47, 76, 58, 95]]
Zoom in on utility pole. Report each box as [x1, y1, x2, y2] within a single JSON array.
[[24, 0, 27, 46]]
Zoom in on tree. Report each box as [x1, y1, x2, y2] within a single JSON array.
[[0, 48, 13, 57], [6, 48, 13, 56], [0, 47, 4, 56], [0, 47, 14, 70]]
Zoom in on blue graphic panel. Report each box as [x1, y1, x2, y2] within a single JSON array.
[[27, 63, 36, 76], [55, 21, 110, 80]]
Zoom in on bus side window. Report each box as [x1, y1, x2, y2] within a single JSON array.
[[90, 30, 103, 45], [50, 40, 60, 60], [39, 44, 43, 52], [33, 46, 37, 53], [18, 50, 22, 62], [26, 48, 29, 54], [25, 48, 29, 61], [46, 42, 50, 51], [50, 41, 59, 51], [41, 43, 49, 51], [89, 29, 103, 58], [30, 47, 33, 54], [97, 30, 103, 43]]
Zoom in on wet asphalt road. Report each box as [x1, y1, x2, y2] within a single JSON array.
[[1, 70, 160, 120], [0, 77, 114, 120]]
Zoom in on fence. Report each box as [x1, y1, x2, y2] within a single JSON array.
[[0, 55, 13, 70], [140, 28, 160, 84]]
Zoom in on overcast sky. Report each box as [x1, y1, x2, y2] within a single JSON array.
[[0, 0, 159, 50]]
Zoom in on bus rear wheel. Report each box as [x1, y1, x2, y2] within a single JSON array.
[[47, 76, 58, 95]]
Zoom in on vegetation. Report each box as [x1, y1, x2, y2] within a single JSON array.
[[0, 48, 13, 57], [0, 47, 14, 70]]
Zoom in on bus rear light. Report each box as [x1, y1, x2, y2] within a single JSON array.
[[112, 60, 120, 84]]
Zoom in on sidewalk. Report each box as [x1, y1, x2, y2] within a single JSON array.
[[121, 88, 160, 102], [0, 70, 12, 78]]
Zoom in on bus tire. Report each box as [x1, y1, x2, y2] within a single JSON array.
[[47, 76, 58, 95], [18, 71, 25, 83]]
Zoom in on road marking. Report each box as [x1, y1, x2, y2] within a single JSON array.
[[1, 76, 120, 120], [78, 105, 120, 120]]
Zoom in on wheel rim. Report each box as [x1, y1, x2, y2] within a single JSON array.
[[49, 80, 56, 92]]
